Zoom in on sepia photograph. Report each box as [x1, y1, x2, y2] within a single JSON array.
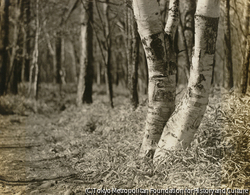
[[0, 0, 249, 194]]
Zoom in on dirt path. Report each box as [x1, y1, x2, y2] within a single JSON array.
[[0, 114, 84, 194]]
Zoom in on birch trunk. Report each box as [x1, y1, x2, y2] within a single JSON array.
[[133, 0, 178, 158], [154, 0, 220, 163], [223, 0, 233, 90]]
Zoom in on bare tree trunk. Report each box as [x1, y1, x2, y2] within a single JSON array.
[[33, 0, 39, 99], [240, 0, 250, 94], [224, 0, 233, 90], [68, 40, 77, 83], [21, 26, 27, 82], [45, 31, 57, 83], [82, 0, 93, 104], [103, 0, 113, 108], [56, 36, 61, 84], [0, 0, 9, 95], [77, 0, 93, 106], [8, 0, 20, 94], [24, 0, 30, 82], [129, 20, 139, 109], [154, 0, 220, 163], [126, 1, 139, 109], [97, 62, 101, 85], [133, 0, 179, 158], [60, 37, 66, 85]]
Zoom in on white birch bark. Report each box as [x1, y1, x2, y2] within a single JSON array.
[[154, 0, 220, 163], [133, 0, 178, 158]]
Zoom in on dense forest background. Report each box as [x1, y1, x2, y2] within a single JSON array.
[[0, 0, 249, 102]]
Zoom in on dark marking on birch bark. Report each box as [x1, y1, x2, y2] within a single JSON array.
[[194, 74, 206, 91], [188, 87, 192, 97], [195, 15, 219, 54], [194, 83, 204, 91], [169, 61, 177, 75], [170, 0, 180, 18], [153, 89, 174, 102], [198, 74, 206, 83], [149, 33, 164, 60], [141, 38, 147, 46]]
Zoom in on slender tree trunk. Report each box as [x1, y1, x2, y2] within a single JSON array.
[[133, 0, 179, 158], [97, 62, 101, 85], [60, 37, 66, 85], [103, 0, 113, 108], [154, 0, 220, 163], [129, 20, 139, 109], [82, 0, 93, 104], [24, 0, 30, 82], [240, 0, 250, 94], [21, 26, 27, 82], [0, 0, 9, 95], [68, 40, 77, 83], [8, 0, 20, 94], [224, 0, 233, 90], [45, 31, 57, 83], [77, 0, 93, 106], [32, 0, 39, 99], [126, 2, 139, 109]]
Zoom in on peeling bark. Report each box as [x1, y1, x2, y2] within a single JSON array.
[[154, 0, 220, 163], [133, 0, 178, 158]]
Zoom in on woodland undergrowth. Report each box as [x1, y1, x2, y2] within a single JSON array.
[[0, 83, 249, 190]]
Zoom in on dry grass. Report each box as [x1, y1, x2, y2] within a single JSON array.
[[0, 84, 249, 193]]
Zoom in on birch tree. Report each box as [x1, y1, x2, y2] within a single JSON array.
[[133, 0, 179, 158], [154, 0, 220, 163]]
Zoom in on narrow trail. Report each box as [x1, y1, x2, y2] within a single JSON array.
[[0, 114, 80, 194]]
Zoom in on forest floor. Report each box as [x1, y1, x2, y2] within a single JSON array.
[[0, 83, 249, 195]]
